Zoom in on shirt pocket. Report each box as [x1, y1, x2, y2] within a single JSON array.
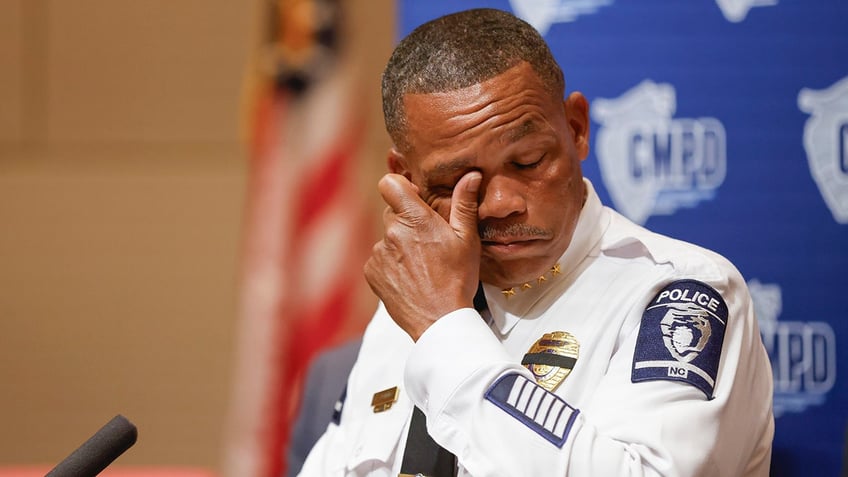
[[344, 400, 411, 474]]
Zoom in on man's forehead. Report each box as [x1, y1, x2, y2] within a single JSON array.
[[398, 63, 560, 164], [400, 62, 546, 114], [402, 84, 487, 122], [502, 119, 542, 144], [412, 113, 552, 155]]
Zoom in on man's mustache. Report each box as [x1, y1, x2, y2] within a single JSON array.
[[478, 222, 551, 241]]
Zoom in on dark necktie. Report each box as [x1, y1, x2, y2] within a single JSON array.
[[399, 284, 488, 477], [398, 406, 457, 477]]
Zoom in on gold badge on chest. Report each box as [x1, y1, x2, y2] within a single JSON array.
[[522, 331, 580, 392]]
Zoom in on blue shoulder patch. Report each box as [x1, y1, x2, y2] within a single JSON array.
[[484, 373, 579, 448], [632, 279, 728, 399]]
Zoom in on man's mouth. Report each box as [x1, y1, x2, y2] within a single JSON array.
[[482, 237, 538, 246], [481, 238, 546, 255]]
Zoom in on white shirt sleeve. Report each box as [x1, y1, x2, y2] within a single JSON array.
[[404, 286, 773, 477]]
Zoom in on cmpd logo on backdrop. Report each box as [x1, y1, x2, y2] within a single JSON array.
[[749, 280, 837, 417], [507, 0, 612, 34], [508, 0, 777, 34], [591, 80, 727, 225], [715, 0, 777, 22], [798, 75, 848, 224]]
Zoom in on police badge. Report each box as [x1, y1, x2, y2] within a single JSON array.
[[522, 331, 579, 391]]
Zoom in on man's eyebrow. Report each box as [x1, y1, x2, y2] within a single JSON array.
[[423, 157, 472, 186], [502, 119, 541, 144]]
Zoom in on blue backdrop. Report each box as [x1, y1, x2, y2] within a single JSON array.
[[398, 1, 847, 475]]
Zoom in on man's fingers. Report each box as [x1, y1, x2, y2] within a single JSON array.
[[378, 174, 429, 224], [378, 171, 480, 241], [449, 171, 482, 241]]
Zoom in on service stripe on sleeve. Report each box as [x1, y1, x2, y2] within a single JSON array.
[[485, 373, 579, 448]]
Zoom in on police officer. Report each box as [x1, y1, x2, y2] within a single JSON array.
[[298, 8, 773, 476]]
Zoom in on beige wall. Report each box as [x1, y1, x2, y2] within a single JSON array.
[[0, 0, 394, 472]]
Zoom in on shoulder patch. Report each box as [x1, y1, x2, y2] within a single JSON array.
[[631, 279, 728, 398], [484, 373, 579, 448]]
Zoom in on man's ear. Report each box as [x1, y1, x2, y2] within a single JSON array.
[[564, 92, 590, 160], [387, 148, 413, 181]]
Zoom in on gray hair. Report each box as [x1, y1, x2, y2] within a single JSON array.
[[381, 8, 565, 152]]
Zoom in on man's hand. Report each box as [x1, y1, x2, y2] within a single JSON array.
[[364, 171, 482, 341]]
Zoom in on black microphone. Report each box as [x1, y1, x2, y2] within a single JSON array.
[[46, 414, 138, 477]]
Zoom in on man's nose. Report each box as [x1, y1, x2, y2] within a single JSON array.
[[477, 176, 527, 220]]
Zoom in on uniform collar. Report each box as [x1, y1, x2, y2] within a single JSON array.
[[482, 178, 610, 336]]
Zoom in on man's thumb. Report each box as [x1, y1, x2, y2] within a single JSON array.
[[450, 171, 482, 240]]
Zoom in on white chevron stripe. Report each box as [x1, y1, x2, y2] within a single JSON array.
[[506, 376, 525, 407], [553, 406, 573, 438], [515, 378, 533, 411], [525, 385, 544, 418], [543, 399, 565, 432], [534, 392, 555, 425]]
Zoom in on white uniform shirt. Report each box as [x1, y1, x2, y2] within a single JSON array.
[[298, 179, 774, 477]]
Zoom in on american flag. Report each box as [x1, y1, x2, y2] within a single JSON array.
[[224, 1, 374, 475]]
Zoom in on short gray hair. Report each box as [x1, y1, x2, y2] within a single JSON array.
[[381, 8, 565, 152]]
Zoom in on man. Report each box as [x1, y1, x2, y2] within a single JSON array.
[[298, 8, 773, 476]]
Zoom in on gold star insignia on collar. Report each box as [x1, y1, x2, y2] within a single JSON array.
[[500, 262, 562, 299]]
